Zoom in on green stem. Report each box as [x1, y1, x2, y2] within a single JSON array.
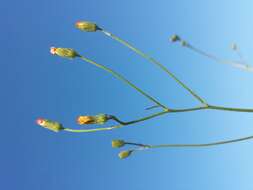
[[125, 142, 150, 147], [101, 30, 207, 105], [64, 104, 253, 133], [79, 55, 168, 110], [112, 104, 253, 126], [208, 105, 253, 112], [64, 125, 121, 133], [146, 135, 253, 149]]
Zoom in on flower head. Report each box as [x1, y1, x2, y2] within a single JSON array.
[[118, 150, 133, 159], [36, 118, 64, 132], [76, 114, 110, 125], [112, 140, 125, 148], [75, 21, 101, 32], [50, 47, 79, 59]]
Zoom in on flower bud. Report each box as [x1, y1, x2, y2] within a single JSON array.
[[36, 118, 64, 132], [180, 40, 188, 47], [169, 34, 181, 42], [76, 114, 110, 125], [112, 140, 125, 148], [75, 21, 101, 32], [118, 150, 133, 159], [50, 47, 80, 59]]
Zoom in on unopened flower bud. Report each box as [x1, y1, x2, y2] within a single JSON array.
[[180, 40, 188, 47], [36, 118, 64, 132], [118, 150, 133, 159], [169, 34, 181, 42], [112, 140, 125, 148], [76, 114, 110, 125], [75, 21, 101, 32], [50, 47, 80, 59]]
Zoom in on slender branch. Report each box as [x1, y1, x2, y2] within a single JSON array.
[[112, 104, 253, 126], [125, 142, 150, 147], [100, 29, 207, 105], [79, 55, 168, 110], [63, 104, 253, 133], [64, 125, 122, 133], [208, 105, 253, 112], [142, 134, 253, 149]]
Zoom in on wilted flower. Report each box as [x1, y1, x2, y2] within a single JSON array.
[[112, 139, 125, 148], [118, 150, 133, 159], [50, 47, 80, 59], [169, 34, 181, 42], [76, 114, 111, 125], [75, 21, 101, 32], [36, 118, 64, 132]]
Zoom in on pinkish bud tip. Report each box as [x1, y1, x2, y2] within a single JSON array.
[[50, 47, 57, 55], [36, 118, 45, 126]]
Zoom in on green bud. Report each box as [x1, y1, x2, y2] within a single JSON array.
[[180, 40, 188, 47], [94, 114, 110, 124], [76, 114, 111, 125], [75, 21, 101, 32], [50, 47, 80, 59], [112, 140, 125, 148], [169, 34, 181, 42], [118, 150, 133, 159], [36, 118, 64, 132]]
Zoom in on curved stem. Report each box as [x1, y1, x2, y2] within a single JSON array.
[[101, 29, 207, 105], [145, 135, 253, 149], [64, 104, 253, 133], [111, 104, 253, 126], [79, 55, 168, 110]]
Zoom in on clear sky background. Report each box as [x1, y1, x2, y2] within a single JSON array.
[[1, 0, 253, 189]]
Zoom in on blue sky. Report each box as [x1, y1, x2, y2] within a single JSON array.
[[2, 0, 253, 189]]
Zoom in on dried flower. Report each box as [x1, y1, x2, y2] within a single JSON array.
[[76, 114, 110, 125], [112, 140, 125, 148], [169, 34, 181, 42], [75, 21, 101, 32], [50, 47, 80, 59], [36, 118, 64, 132], [118, 150, 133, 159]]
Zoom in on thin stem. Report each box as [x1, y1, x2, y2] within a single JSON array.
[[145, 135, 253, 149], [111, 110, 169, 125], [101, 29, 207, 105], [63, 104, 253, 133], [79, 55, 168, 110], [125, 142, 150, 147], [208, 105, 253, 112], [185, 43, 253, 72], [64, 125, 121, 133], [111, 104, 253, 126]]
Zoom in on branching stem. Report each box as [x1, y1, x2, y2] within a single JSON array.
[[101, 29, 207, 105]]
